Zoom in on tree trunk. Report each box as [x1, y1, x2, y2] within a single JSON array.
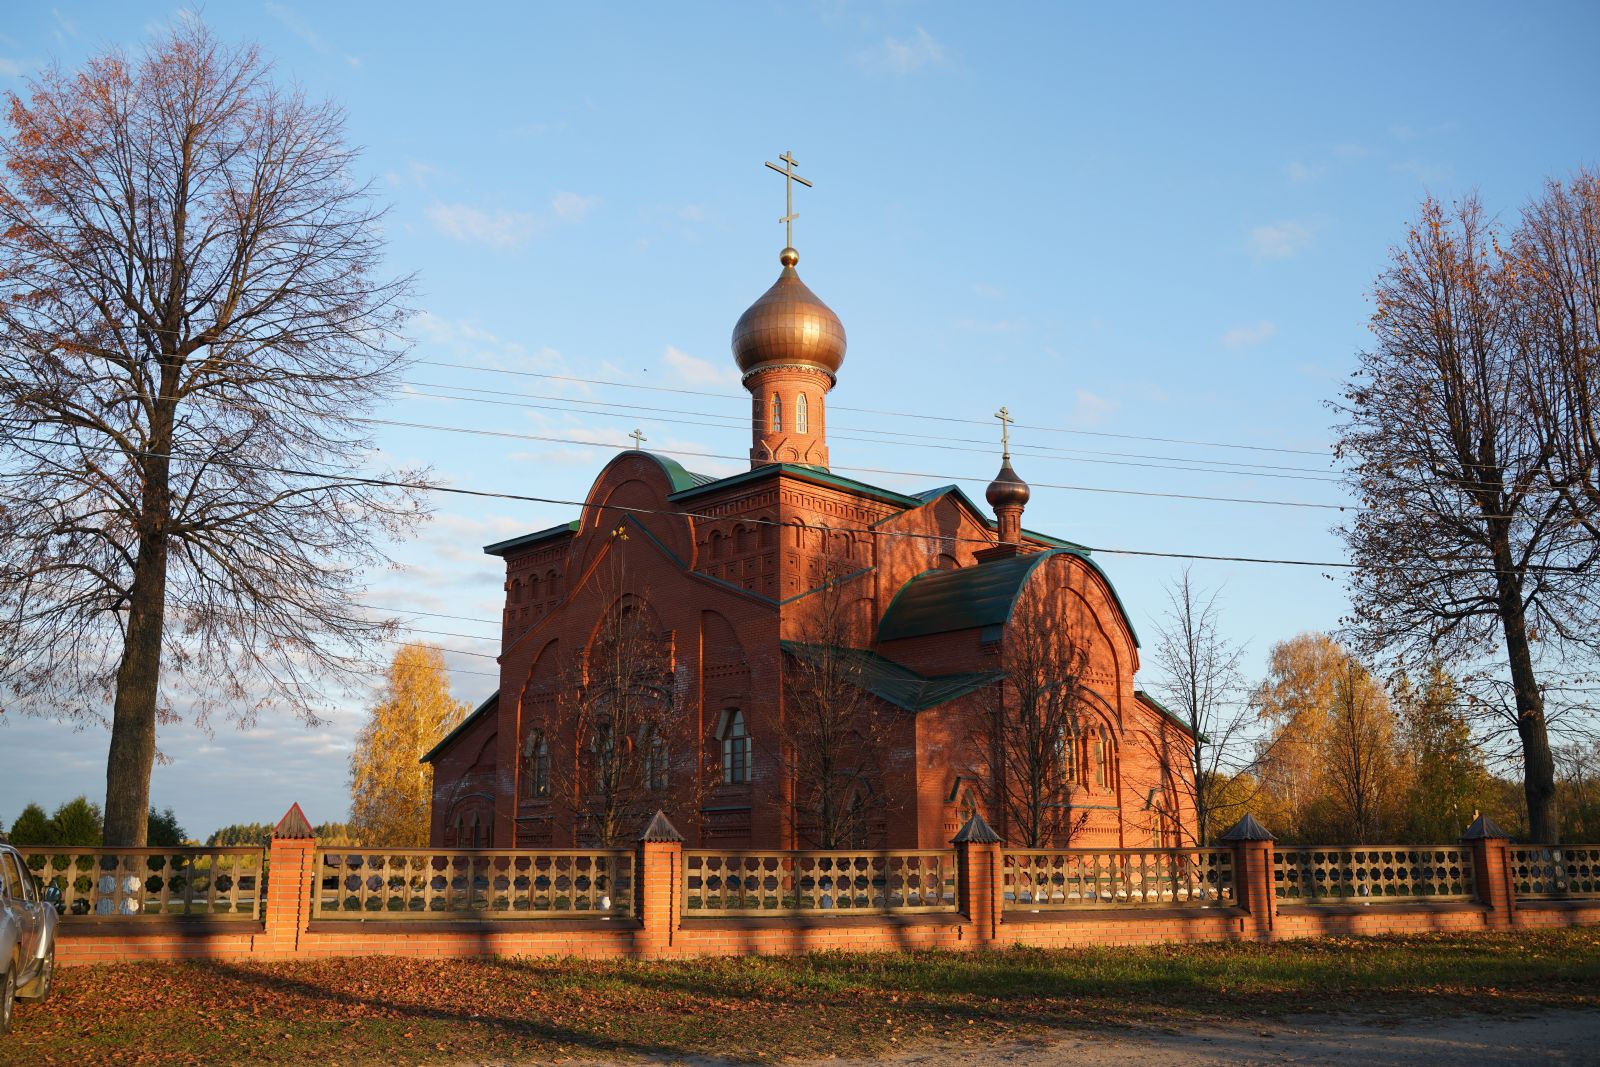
[[103, 531, 169, 846], [1491, 530, 1559, 842]]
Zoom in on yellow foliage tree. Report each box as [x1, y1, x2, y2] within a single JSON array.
[[349, 644, 471, 846]]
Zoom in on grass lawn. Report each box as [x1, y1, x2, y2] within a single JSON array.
[[7, 929, 1600, 1065]]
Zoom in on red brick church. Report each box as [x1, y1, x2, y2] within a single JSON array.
[[424, 197, 1198, 850]]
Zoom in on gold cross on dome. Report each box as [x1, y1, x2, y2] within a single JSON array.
[[995, 407, 1014, 460], [628, 428, 647, 450], [764, 151, 813, 249]]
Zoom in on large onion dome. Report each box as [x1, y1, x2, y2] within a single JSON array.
[[731, 247, 847, 379]]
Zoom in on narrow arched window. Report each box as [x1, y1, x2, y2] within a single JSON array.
[[453, 815, 464, 846], [796, 393, 809, 434], [770, 393, 782, 433], [641, 724, 668, 792], [522, 730, 550, 798], [1094, 726, 1110, 788], [469, 812, 482, 848], [720, 709, 750, 785], [591, 723, 615, 791], [511, 578, 523, 604], [1058, 723, 1078, 784]]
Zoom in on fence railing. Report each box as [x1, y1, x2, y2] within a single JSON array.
[[1273, 846, 1474, 903], [1509, 845, 1600, 899], [683, 849, 957, 916], [310, 848, 633, 919], [1002, 848, 1236, 909], [20, 847, 266, 919]]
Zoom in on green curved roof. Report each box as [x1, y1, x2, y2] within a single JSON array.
[[648, 452, 719, 493], [877, 549, 1141, 647]]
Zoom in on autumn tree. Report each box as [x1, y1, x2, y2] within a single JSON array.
[[984, 583, 1095, 848], [1335, 191, 1600, 843], [1149, 567, 1254, 844], [1251, 633, 1346, 839], [349, 644, 470, 847], [0, 23, 427, 843], [779, 563, 894, 849], [1392, 664, 1492, 843], [1322, 660, 1400, 843]]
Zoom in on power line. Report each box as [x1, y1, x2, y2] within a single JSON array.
[[406, 357, 1334, 457], [357, 416, 1358, 511], [397, 382, 1347, 484], [11, 432, 1574, 579]]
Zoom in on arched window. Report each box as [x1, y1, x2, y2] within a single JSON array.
[[591, 723, 615, 791], [469, 811, 482, 848], [527, 574, 540, 601], [453, 814, 464, 846], [770, 393, 782, 433], [547, 569, 560, 596], [711, 530, 727, 560], [522, 730, 550, 798], [1093, 726, 1111, 788], [641, 724, 668, 792], [796, 393, 809, 434], [1057, 723, 1078, 784], [511, 578, 523, 604], [720, 709, 750, 785], [734, 524, 751, 554], [958, 788, 978, 826]]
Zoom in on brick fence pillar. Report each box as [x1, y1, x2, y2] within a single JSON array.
[[262, 803, 318, 960], [952, 814, 1003, 947], [1462, 814, 1515, 930], [1220, 814, 1276, 943], [634, 810, 684, 958]]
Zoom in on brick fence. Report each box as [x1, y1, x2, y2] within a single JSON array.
[[39, 808, 1600, 968]]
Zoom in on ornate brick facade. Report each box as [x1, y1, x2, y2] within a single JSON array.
[[425, 246, 1199, 850]]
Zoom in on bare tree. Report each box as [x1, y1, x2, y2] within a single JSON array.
[[1149, 567, 1253, 845], [1323, 660, 1399, 843], [543, 531, 677, 848], [1335, 194, 1600, 843], [0, 24, 426, 843], [779, 566, 891, 848], [984, 587, 1094, 848], [1518, 170, 1600, 530]]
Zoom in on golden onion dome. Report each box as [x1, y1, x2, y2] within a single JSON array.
[[731, 247, 847, 379], [986, 460, 1031, 509]]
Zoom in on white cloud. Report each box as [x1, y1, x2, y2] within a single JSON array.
[[1068, 389, 1116, 428], [1283, 160, 1324, 183], [860, 26, 945, 75], [972, 282, 1005, 300], [426, 203, 540, 247], [0, 57, 36, 78], [51, 8, 78, 41], [1249, 220, 1315, 260], [663, 345, 739, 389], [551, 191, 600, 223], [264, 1, 326, 53], [955, 318, 1023, 333], [679, 205, 707, 223], [1222, 320, 1279, 348]]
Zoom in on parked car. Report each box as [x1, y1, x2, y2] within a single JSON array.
[[1, 841, 61, 1036]]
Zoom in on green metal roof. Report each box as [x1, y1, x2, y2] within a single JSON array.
[[1134, 689, 1200, 740], [483, 452, 715, 557], [483, 520, 579, 557], [669, 463, 925, 509], [899, 485, 1090, 553], [419, 691, 499, 764], [877, 549, 1141, 648], [877, 552, 1055, 643], [782, 641, 1002, 712]]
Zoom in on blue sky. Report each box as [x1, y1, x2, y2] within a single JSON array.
[[2, 2, 1597, 838]]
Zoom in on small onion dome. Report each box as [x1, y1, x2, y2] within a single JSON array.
[[731, 247, 847, 378], [986, 461, 1031, 508]]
